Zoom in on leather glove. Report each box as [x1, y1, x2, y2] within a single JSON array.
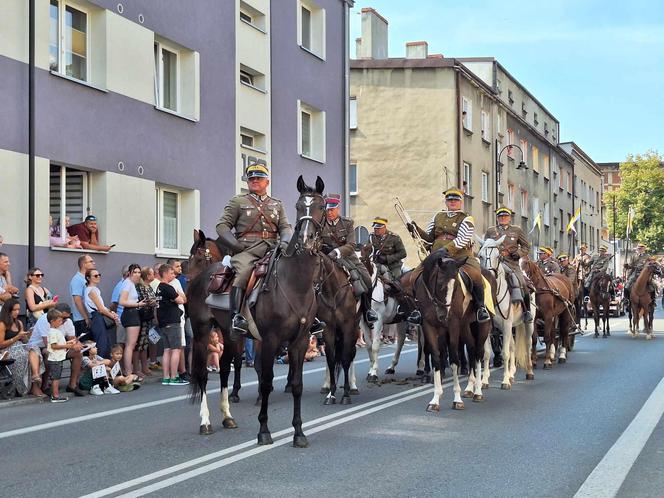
[[375, 253, 388, 264], [279, 240, 290, 252], [406, 222, 417, 234]]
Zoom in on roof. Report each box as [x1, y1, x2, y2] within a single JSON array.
[[559, 142, 602, 176], [350, 57, 456, 69]]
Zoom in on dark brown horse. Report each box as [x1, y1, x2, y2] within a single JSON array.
[[415, 250, 491, 411], [589, 272, 613, 339], [628, 261, 662, 339], [522, 259, 574, 369], [189, 176, 326, 448]]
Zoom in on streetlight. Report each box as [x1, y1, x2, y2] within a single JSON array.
[[495, 139, 526, 211]]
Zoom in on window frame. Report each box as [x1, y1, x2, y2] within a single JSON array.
[[480, 110, 489, 141], [507, 183, 515, 210], [349, 163, 358, 196], [155, 186, 181, 255], [349, 96, 358, 130], [297, 100, 326, 163], [462, 97, 472, 131], [297, 0, 326, 60], [463, 162, 472, 195], [50, 0, 91, 83], [50, 164, 89, 245], [154, 40, 181, 113], [481, 171, 490, 203], [240, 69, 254, 87]]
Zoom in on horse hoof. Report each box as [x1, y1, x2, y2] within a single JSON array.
[[462, 390, 474, 399], [257, 433, 273, 445], [385, 368, 396, 375], [340, 396, 352, 405], [558, 358, 566, 364], [229, 394, 240, 403], [526, 374, 535, 381], [482, 383, 490, 389], [349, 388, 360, 395], [426, 403, 440, 413], [473, 394, 484, 402], [324, 396, 336, 405], [293, 435, 309, 448], [416, 369, 425, 376], [319, 386, 330, 394], [421, 375, 432, 384], [284, 385, 293, 393], [543, 364, 552, 370], [199, 424, 214, 435], [452, 401, 465, 410], [368, 375, 379, 384], [222, 417, 238, 429], [501, 383, 511, 390], [594, 334, 599, 339]]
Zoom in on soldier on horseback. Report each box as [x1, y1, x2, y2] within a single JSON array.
[[537, 247, 560, 274], [624, 243, 656, 302], [320, 194, 378, 325], [557, 254, 577, 283], [572, 244, 592, 281], [408, 188, 490, 324], [368, 217, 407, 281], [484, 206, 533, 323], [583, 246, 613, 298], [215, 164, 292, 339]]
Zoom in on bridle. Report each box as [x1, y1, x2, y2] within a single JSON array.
[[480, 243, 510, 319], [288, 193, 325, 256]]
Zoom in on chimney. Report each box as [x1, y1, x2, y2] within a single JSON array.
[[357, 7, 388, 59], [406, 41, 428, 59]]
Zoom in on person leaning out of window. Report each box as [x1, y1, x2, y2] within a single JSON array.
[[24, 267, 57, 329], [84, 269, 118, 358], [67, 215, 115, 252]]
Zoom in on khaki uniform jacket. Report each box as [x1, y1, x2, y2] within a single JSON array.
[[625, 253, 650, 287], [560, 264, 577, 282], [417, 211, 480, 273], [369, 232, 407, 278], [484, 224, 529, 270], [538, 257, 560, 275], [320, 217, 370, 287], [589, 254, 612, 274]]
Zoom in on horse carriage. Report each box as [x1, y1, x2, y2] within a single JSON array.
[[584, 288, 625, 318]]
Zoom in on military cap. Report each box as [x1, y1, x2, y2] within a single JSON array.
[[599, 246, 608, 252], [495, 207, 514, 216], [538, 246, 553, 256], [372, 217, 388, 228], [325, 194, 341, 210], [444, 188, 464, 201], [580, 243, 588, 250], [557, 253, 568, 260], [246, 164, 269, 178], [637, 243, 647, 249]]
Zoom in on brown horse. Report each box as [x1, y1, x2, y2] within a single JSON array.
[[628, 261, 662, 339], [589, 272, 613, 339], [416, 250, 491, 411], [522, 259, 574, 369]]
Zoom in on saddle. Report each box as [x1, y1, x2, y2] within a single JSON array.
[[207, 252, 272, 296]]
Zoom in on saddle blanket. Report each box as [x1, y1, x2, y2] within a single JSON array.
[[457, 274, 496, 316], [205, 283, 263, 341]]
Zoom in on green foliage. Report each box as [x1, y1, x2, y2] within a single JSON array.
[[605, 151, 664, 253]]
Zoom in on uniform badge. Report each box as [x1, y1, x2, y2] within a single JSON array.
[[247, 210, 252, 216], [452, 223, 457, 227], [510, 237, 515, 241]]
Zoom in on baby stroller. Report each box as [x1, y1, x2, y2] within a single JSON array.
[[0, 355, 15, 399]]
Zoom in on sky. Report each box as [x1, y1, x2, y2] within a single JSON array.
[[349, 0, 664, 163]]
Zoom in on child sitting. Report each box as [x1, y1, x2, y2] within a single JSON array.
[[305, 335, 319, 362], [46, 309, 78, 403], [109, 344, 141, 392], [207, 329, 223, 372], [81, 343, 120, 395]]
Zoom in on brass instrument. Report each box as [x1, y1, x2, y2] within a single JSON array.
[[394, 197, 431, 261]]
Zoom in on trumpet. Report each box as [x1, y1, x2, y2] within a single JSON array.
[[394, 197, 430, 261]]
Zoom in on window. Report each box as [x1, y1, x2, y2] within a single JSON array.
[[298, 100, 326, 162], [240, 132, 253, 148], [354, 226, 369, 248], [156, 187, 180, 254], [154, 42, 179, 112], [298, 0, 326, 59], [544, 202, 550, 226], [496, 112, 502, 137], [567, 171, 572, 192], [49, 165, 88, 237], [350, 97, 358, 130], [481, 111, 489, 141], [349, 163, 358, 195], [520, 139, 528, 165], [240, 126, 266, 152], [520, 190, 528, 215], [508, 89, 514, 105], [481, 171, 490, 202], [50, 0, 88, 82], [507, 129, 515, 158], [532, 197, 540, 221], [463, 162, 472, 195], [534, 112, 539, 126], [240, 11, 252, 24], [544, 122, 549, 135], [462, 97, 472, 131], [507, 184, 515, 210], [240, 1, 267, 31], [239, 64, 266, 92], [240, 70, 253, 86], [532, 146, 539, 173], [521, 101, 527, 117]]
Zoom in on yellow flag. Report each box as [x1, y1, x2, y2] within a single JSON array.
[[566, 207, 581, 233]]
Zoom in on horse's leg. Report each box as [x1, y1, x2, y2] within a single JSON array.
[[366, 318, 381, 382], [584, 301, 588, 330], [288, 338, 309, 448], [386, 321, 407, 375], [257, 338, 277, 445], [593, 306, 600, 338], [340, 324, 357, 405], [230, 342, 243, 403], [254, 342, 264, 406], [558, 313, 569, 364], [543, 315, 554, 370], [324, 332, 338, 405], [349, 360, 359, 394], [501, 315, 514, 390], [422, 323, 443, 412], [199, 390, 213, 435], [219, 344, 238, 429], [416, 325, 426, 376], [481, 335, 491, 389]]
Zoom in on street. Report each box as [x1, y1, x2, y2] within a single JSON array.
[[2, 309, 664, 498]]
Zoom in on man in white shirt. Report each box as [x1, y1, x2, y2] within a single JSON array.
[[167, 268, 189, 382], [31, 302, 86, 396]]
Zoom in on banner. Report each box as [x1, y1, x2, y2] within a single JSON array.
[[566, 207, 581, 233], [626, 206, 635, 238], [528, 211, 542, 235]]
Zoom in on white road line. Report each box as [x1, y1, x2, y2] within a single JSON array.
[[0, 347, 418, 441], [574, 374, 664, 498], [83, 382, 442, 498]]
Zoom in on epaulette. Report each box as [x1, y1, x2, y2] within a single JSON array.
[[464, 215, 475, 225]]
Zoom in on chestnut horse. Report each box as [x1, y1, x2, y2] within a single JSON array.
[[522, 259, 574, 369], [628, 261, 662, 339], [589, 272, 613, 339]]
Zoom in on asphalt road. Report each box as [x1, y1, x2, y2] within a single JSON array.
[[2, 308, 664, 498]]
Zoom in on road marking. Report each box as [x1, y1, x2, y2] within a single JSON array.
[[0, 347, 418, 441], [574, 374, 664, 498], [82, 382, 444, 498]]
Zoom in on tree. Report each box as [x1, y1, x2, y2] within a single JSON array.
[[605, 151, 664, 254]]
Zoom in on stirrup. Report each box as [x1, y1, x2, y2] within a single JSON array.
[[407, 310, 422, 325], [476, 307, 491, 323], [309, 318, 325, 338], [523, 310, 534, 323], [230, 314, 249, 340]]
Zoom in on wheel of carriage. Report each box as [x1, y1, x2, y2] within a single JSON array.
[[568, 334, 576, 351]]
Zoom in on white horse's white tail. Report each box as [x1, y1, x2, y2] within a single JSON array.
[[514, 324, 531, 370]]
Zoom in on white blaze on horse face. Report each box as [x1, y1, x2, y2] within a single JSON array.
[[301, 196, 314, 245], [200, 392, 211, 427], [445, 278, 456, 308], [219, 387, 232, 419]]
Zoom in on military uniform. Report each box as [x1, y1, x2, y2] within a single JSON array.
[[484, 223, 530, 288], [584, 252, 613, 289], [559, 262, 577, 283], [216, 193, 292, 288], [537, 256, 561, 275], [572, 251, 592, 281], [369, 231, 407, 279], [625, 251, 654, 293], [320, 216, 372, 293]]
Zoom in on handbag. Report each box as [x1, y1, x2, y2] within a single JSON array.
[[102, 315, 116, 329]]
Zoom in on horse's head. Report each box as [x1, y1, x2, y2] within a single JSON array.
[[293, 175, 326, 252], [423, 249, 462, 282], [647, 261, 663, 278], [359, 243, 375, 275], [188, 229, 212, 275], [478, 235, 505, 271]]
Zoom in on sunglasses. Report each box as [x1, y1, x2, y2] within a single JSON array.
[[32, 273, 44, 277], [92, 274, 102, 278]]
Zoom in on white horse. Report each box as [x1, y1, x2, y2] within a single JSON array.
[[471, 236, 535, 392]]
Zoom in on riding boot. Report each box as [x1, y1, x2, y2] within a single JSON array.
[[490, 329, 503, 368], [471, 280, 491, 323], [522, 293, 534, 323], [309, 317, 326, 338], [362, 293, 378, 325], [230, 287, 249, 341]]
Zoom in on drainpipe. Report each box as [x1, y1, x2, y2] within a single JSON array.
[[455, 64, 461, 187], [342, 0, 350, 214], [28, 0, 35, 269]]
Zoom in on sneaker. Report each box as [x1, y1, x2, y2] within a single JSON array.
[[50, 395, 68, 403], [104, 386, 121, 394], [207, 366, 214, 372], [149, 361, 162, 370], [161, 378, 171, 385], [179, 372, 192, 382], [169, 377, 189, 385], [90, 385, 104, 396], [66, 385, 87, 397]]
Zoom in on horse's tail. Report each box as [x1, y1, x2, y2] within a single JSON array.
[[189, 320, 212, 405], [514, 324, 531, 370]]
